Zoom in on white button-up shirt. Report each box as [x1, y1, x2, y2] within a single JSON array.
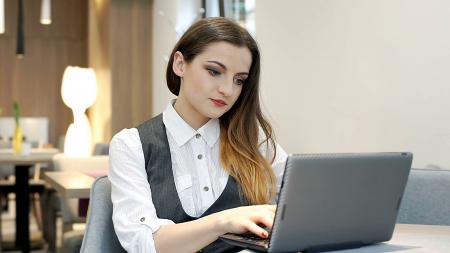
[[109, 101, 288, 253]]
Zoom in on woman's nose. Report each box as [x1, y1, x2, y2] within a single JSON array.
[[218, 79, 234, 96]]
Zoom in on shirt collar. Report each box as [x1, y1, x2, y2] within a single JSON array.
[[162, 100, 220, 148], [198, 117, 220, 148]]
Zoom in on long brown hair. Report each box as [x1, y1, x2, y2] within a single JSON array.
[[166, 17, 277, 205]]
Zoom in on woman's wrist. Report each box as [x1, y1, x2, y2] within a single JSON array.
[[205, 210, 230, 236]]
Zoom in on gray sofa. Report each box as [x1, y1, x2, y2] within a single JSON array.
[[397, 168, 450, 225]]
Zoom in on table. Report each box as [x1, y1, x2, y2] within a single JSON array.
[[44, 170, 102, 252], [44, 170, 106, 218], [42, 172, 450, 253], [0, 148, 58, 253], [240, 224, 450, 253], [44, 171, 96, 199]]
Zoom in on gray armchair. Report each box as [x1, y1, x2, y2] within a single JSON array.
[[397, 168, 450, 225], [80, 176, 126, 253]]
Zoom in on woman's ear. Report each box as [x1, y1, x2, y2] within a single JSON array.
[[172, 51, 185, 77]]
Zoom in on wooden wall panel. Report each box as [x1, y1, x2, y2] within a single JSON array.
[[110, 0, 153, 135], [0, 0, 88, 146], [88, 0, 112, 144]]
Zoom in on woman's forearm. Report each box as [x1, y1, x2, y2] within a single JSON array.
[[153, 205, 275, 253], [153, 212, 224, 253]]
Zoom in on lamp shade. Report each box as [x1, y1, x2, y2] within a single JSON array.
[[61, 66, 97, 111]]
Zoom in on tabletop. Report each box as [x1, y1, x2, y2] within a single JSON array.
[[0, 148, 59, 165], [239, 224, 450, 253], [44, 171, 95, 198]]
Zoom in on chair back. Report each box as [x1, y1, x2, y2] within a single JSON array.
[[80, 176, 126, 253], [93, 143, 110, 155], [397, 168, 450, 225]]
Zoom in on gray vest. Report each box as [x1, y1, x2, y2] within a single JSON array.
[[137, 114, 248, 253]]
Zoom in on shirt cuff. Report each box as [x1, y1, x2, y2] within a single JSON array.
[[138, 216, 175, 233]]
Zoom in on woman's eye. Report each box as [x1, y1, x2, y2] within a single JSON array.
[[207, 68, 220, 76], [234, 78, 245, 86]]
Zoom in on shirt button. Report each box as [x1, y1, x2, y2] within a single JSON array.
[[197, 154, 203, 160], [203, 186, 209, 191], [195, 133, 201, 139], [140, 217, 145, 222]]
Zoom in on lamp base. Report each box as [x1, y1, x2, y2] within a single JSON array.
[[64, 119, 92, 157]]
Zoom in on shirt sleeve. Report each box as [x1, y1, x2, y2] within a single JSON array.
[[109, 128, 175, 253]]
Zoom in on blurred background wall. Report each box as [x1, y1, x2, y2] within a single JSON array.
[[0, 0, 153, 149], [1, 0, 449, 169], [151, 0, 450, 169], [256, 0, 450, 169], [0, 0, 87, 146]]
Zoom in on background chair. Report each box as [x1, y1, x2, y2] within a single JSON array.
[[80, 176, 126, 253], [397, 168, 450, 225], [44, 152, 109, 253], [52, 153, 109, 231]]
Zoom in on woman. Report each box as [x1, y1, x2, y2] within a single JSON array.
[[109, 17, 287, 253]]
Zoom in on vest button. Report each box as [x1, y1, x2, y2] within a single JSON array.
[[195, 133, 201, 139], [197, 154, 203, 160], [140, 217, 145, 222], [203, 186, 209, 191]]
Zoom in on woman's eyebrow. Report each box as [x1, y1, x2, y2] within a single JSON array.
[[207, 60, 227, 70], [206, 60, 249, 75]]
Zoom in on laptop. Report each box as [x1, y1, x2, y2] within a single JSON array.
[[220, 152, 413, 252]]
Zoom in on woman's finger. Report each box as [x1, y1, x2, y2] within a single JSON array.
[[244, 220, 269, 238], [256, 214, 274, 229]]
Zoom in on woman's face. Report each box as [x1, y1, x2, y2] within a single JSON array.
[[173, 41, 252, 128]]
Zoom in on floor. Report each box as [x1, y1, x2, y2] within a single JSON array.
[[1, 193, 63, 253]]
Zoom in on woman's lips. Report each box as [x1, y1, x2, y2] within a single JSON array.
[[210, 98, 227, 107]]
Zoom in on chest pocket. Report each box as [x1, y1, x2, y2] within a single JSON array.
[[175, 174, 196, 216]]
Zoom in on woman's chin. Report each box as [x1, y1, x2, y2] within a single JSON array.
[[203, 109, 227, 119]]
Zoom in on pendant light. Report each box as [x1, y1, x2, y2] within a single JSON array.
[[0, 0, 5, 34], [40, 0, 51, 25], [16, 0, 24, 58]]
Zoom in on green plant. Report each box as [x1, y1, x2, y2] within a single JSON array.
[[13, 101, 21, 127]]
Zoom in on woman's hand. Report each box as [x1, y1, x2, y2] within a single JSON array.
[[214, 205, 276, 238]]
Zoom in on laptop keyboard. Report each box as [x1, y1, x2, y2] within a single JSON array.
[[238, 229, 271, 246], [241, 234, 269, 244]]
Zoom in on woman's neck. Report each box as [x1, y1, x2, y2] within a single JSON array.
[[173, 98, 209, 130]]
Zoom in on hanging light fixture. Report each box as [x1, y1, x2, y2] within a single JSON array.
[[40, 0, 51, 25], [16, 0, 24, 58], [0, 0, 5, 34]]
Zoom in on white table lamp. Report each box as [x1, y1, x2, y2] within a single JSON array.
[[61, 66, 97, 157]]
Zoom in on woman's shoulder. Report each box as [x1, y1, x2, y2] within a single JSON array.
[[112, 114, 164, 146], [110, 128, 141, 149], [136, 114, 164, 129]]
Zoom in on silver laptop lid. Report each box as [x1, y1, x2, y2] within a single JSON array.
[[269, 152, 412, 253]]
